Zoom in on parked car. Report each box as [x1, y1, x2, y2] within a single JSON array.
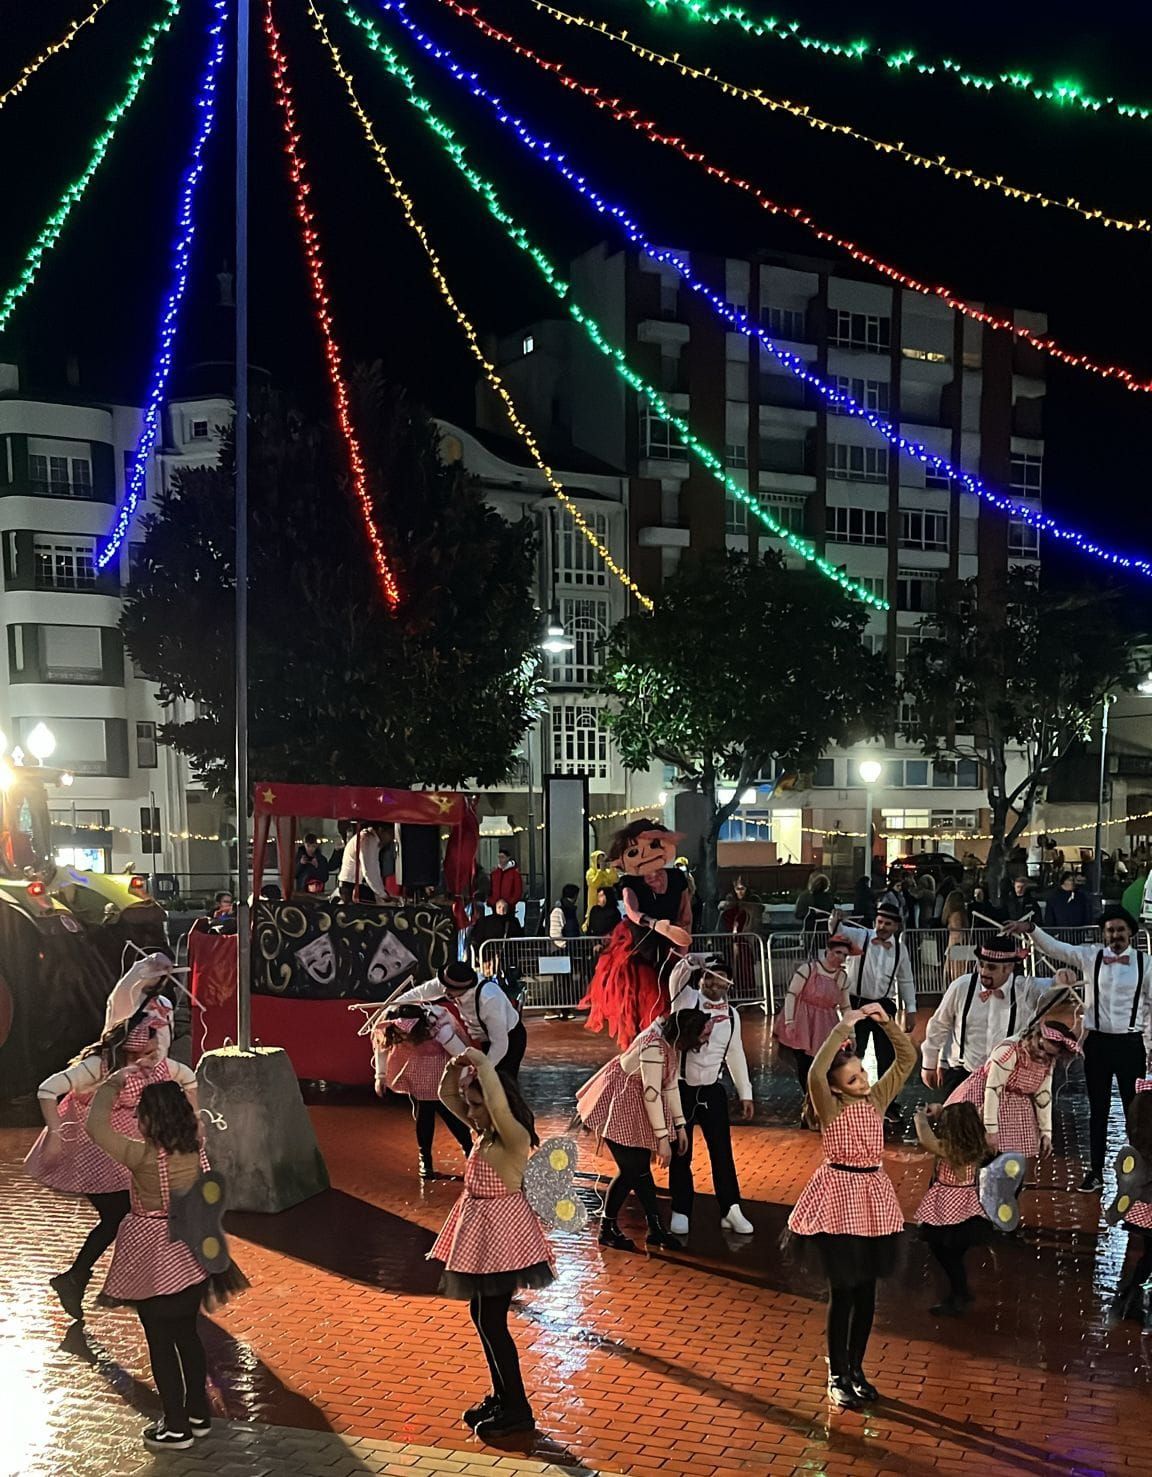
[[890, 852, 965, 887]]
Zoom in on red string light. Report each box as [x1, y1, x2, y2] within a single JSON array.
[[264, 0, 401, 606], [436, 0, 1152, 397]]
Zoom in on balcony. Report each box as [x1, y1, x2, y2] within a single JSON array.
[[638, 318, 691, 348]]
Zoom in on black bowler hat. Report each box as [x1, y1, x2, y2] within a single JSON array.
[[1098, 905, 1139, 933], [439, 961, 478, 990]]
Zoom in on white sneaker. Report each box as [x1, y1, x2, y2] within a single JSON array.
[[669, 1212, 690, 1236], [721, 1204, 754, 1235]]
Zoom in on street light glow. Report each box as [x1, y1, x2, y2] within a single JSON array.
[[27, 724, 57, 762], [858, 759, 883, 785]]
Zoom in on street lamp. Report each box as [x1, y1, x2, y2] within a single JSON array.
[[1139, 672, 1152, 696], [527, 612, 576, 901], [540, 611, 575, 655], [27, 723, 56, 763], [857, 759, 883, 872], [1091, 694, 1116, 901]]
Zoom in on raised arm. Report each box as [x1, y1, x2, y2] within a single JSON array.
[[467, 1049, 530, 1154], [870, 1018, 918, 1115], [807, 1017, 857, 1126], [1026, 925, 1088, 970], [85, 1077, 147, 1168], [913, 1105, 945, 1157], [478, 984, 511, 1069]]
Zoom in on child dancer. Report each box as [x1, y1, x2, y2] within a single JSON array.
[[430, 1048, 553, 1439], [945, 1017, 1080, 1160], [914, 1102, 993, 1317], [1109, 1086, 1152, 1328], [775, 936, 852, 1116], [87, 1071, 246, 1450], [786, 1004, 916, 1410], [373, 1002, 474, 1178], [575, 1009, 710, 1252], [25, 991, 196, 1323]]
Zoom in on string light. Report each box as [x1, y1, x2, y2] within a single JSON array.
[[424, 0, 1152, 397], [362, 2, 1152, 580], [264, 0, 400, 607], [304, 0, 652, 611], [639, 1, 1152, 127], [340, 10, 888, 611], [520, 0, 1152, 236], [98, 0, 228, 569], [0, 0, 182, 333], [0, 0, 119, 114]]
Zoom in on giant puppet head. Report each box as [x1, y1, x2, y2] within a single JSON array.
[[607, 820, 684, 881]]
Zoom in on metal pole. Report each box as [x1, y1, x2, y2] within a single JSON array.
[[235, 0, 252, 1050], [866, 786, 874, 875], [1091, 695, 1111, 903]]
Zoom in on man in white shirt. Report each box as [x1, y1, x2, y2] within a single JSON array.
[[1007, 905, 1152, 1192], [337, 823, 391, 904], [398, 961, 527, 1077], [829, 902, 917, 1118], [667, 954, 755, 1237], [921, 935, 1041, 1096]]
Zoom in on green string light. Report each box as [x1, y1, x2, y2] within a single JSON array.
[[640, 1, 1151, 123], [0, 0, 182, 332], [342, 5, 887, 612]]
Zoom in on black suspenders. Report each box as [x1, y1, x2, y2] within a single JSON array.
[[1091, 949, 1147, 1030], [956, 974, 1019, 1062]]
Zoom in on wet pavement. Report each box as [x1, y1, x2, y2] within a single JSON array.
[[3, 1014, 1151, 1477]]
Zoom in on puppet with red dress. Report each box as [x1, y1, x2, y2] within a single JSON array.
[[580, 820, 693, 1047]]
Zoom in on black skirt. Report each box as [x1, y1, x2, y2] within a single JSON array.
[[919, 1217, 994, 1255], [439, 1259, 555, 1301], [96, 1261, 250, 1312], [780, 1228, 903, 1288]]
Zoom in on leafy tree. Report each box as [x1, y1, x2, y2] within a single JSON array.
[[601, 549, 893, 915], [900, 570, 1152, 901], [121, 370, 540, 789]]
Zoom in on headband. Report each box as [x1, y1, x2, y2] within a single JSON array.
[[1041, 1022, 1082, 1054]]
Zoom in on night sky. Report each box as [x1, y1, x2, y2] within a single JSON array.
[[3, 0, 1150, 567]]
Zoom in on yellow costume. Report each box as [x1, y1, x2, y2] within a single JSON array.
[[583, 850, 619, 932]]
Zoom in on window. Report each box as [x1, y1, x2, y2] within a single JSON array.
[[900, 510, 948, 550], [190, 419, 210, 440], [34, 539, 97, 591], [924, 467, 952, 492], [899, 696, 919, 730], [830, 376, 890, 415], [827, 443, 889, 483], [42, 625, 104, 683], [826, 505, 888, 545], [725, 442, 748, 469], [639, 405, 687, 461], [856, 576, 887, 604], [1010, 453, 1043, 496], [932, 759, 980, 788], [830, 311, 890, 351], [554, 512, 610, 588], [27, 452, 92, 497], [551, 597, 610, 686], [813, 758, 835, 787], [1009, 519, 1040, 557], [136, 720, 158, 768], [725, 493, 748, 536], [897, 632, 925, 670], [862, 631, 887, 656], [140, 806, 162, 855], [21, 717, 109, 775], [901, 347, 949, 364], [759, 436, 809, 475], [50, 808, 111, 829], [521, 335, 535, 356], [760, 494, 807, 536], [550, 701, 609, 779], [897, 571, 938, 612], [882, 809, 932, 831], [930, 810, 978, 830], [762, 306, 806, 340]]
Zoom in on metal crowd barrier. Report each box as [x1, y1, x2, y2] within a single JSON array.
[[475, 932, 770, 1016], [768, 926, 1151, 1013]]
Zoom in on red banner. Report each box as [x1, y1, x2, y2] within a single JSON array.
[[252, 783, 470, 826]]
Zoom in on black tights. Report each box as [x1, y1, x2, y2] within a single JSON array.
[[826, 1279, 876, 1379], [604, 1141, 661, 1226], [928, 1243, 970, 1303], [469, 1291, 527, 1411], [412, 1098, 472, 1161], [137, 1281, 209, 1432], [71, 1192, 131, 1282]]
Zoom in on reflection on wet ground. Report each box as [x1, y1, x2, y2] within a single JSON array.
[[2, 1014, 1150, 1477]]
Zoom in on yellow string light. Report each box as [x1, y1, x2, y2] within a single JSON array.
[[0, 0, 118, 114], [529, 0, 1152, 235], [306, 0, 653, 612]]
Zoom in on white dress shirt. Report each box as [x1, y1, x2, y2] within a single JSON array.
[[837, 922, 917, 1014], [399, 978, 521, 1068], [1029, 927, 1152, 1050], [39, 1055, 196, 1100], [921, 973, 1043, 1072], [338, 830, 389, 898], [671, 986, 753, 1099]]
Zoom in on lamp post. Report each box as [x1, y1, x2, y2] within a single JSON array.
[[234, 0, 252, 1050], [533, 610, 574, 904], [857, 759, 883, 876], [1091, 694, 1116, 903]]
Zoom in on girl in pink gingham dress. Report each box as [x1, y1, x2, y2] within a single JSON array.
[[785, 1005, 916, 1412], [914, 1102, 995, 1318], [1110, 1088, 1152, 1327], [946, 1018, 1080, 1159], [775, 937, 852, 1115], [371, 1001, 474, 1178], [428, 1048, 553, 1441]]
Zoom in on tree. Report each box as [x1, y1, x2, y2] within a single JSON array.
[[121, 370, 540, 789], [600, 549, 894, 917], [900, 570, 1152, 901]]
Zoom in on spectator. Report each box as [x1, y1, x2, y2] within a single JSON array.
[[878, 873, 915, 931], [794, 872, 835, 927], [721, 877, 761, 933], [210, 892, 236, 935], [1003, 875, 1042, 926], [851, 875, 876, 926], [548, 884, 582, 943], [294, 833, 330, 894], [469, 897, 524, 983], [490, 849, 524, 912], [1045, 871, 1094, 930], [940, 888, 970, 981], [913, 875, 943, 931], [587, 885, 622, 938]]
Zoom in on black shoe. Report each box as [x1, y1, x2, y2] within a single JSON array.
[[827, 1376, 862, 1410], [645, 1225, 684, 1251], [142, 1422, 194, 1450], [848, 1369, 879, 1402], [1078, 1171, 1104, 1194], [463, 1394, 500, 1429], [49, 1271, 86, 1322], [475, 1403, 535, 1438], [188, 1415, 211, 1439], [598, 1221, 637, 1252], [930, 1298, 964, 1317]]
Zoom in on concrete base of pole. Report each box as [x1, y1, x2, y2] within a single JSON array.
[[197, 1046, 329, 1213]]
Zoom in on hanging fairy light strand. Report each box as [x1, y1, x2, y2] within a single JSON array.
[[516, 0, 1151, 235], [264, 0, 400, 608], [0, 0, 120, 114], [0, 0, 182, 333], [358, 1, 1152, 578], [98, 0, 229, 568], [304, 0, 653, 611], [424, 0, 1152, 397], [639, 1, 1152, 126], [338, 9, 889, 611]]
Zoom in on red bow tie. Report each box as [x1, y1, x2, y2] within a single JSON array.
[[871, 939, 892, 950], [1103, 953, 1132, 967], [979, 988, 1005, 1002]]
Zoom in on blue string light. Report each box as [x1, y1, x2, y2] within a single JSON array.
[[97, 0, 228, 569], [366, 0, 1152, 579]]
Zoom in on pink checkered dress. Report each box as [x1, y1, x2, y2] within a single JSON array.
[[25, 1058, 177, 1197], [575, 1026, 677, 1151], [788, 1100, 905, 1237], [102, 1147, 208, 1303], [382, 1039, 450, 1100], [1125, 1199, 1152, 1231], [917, 1157, 983, 1227], [947, 1043, 1050, 1157], [428, 1150, 554, 1276]]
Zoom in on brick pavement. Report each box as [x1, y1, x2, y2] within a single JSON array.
[[3, 1015, 1151, 1477]]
